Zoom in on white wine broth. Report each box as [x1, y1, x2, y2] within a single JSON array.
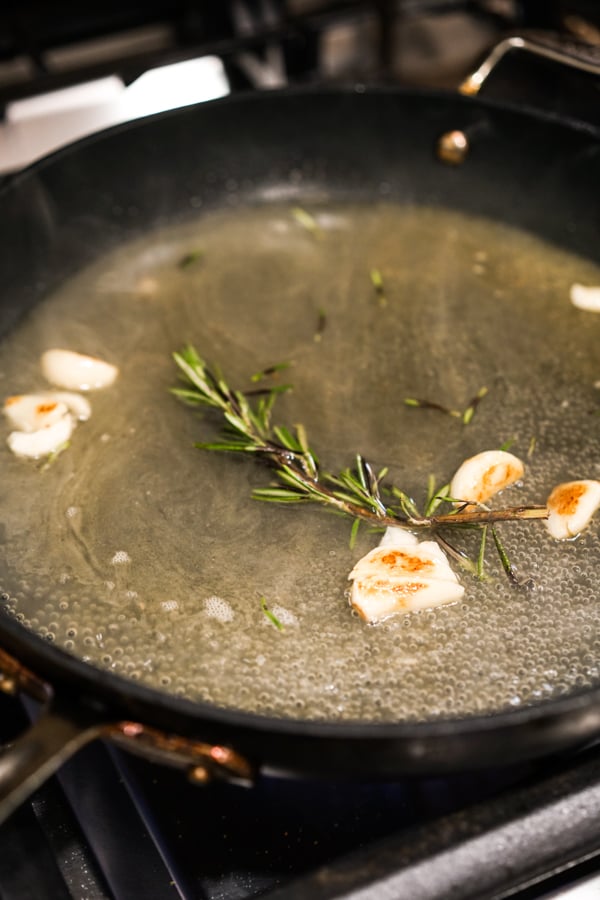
[[1, 202, 600, 722]]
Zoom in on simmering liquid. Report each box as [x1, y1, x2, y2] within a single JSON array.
[[1, 202, 599, 722]]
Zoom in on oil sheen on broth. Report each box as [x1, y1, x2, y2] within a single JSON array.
[[1, 202, 600, 723]]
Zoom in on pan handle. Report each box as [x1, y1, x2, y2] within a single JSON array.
[[0, 639, 254, 823], [0, 694, 106, 825], [459, 35, 600, 97]]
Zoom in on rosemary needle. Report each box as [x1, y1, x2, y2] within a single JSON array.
[[292, 207, 322, 239], [261, 597, 284, 631], [404, 398, 461, 417], [39, 440, 70, 471], [251, 362, 291, 383], [404, 386, 488, 424], [462, 386, 488, 425], [314, 308, 327, 342], [178, 249, 204, 269], [370, 268, 387, 307]]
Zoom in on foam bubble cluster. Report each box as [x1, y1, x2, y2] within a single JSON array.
[[203, 595, 234, 623], [271, 605, 298, 626], [111, 551, 131, 565]]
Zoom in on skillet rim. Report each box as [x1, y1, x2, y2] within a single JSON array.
[[0, 78, 599, 201]]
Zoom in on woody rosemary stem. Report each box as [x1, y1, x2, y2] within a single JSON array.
[[253, 442, 548, 529]]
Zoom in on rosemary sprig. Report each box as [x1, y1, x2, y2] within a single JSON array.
[[172, 347, 548, 582]]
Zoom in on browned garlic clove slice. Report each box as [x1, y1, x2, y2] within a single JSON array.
[[4, 392, 90, 431], [570, 284, 600, 312], [546, 480, 600, 540], [45, 391, 91, 421], [41, 349, 118, 391], [349, 527, 464, 624], [7, 414, 73, 459], [4, 394, 68, 432], [450, 450, 524, 506]]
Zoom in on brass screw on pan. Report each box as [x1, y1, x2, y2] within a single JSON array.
[[436, 130, 470, 165], [0, 672, 17, 695], [188, 764, 212, 784]]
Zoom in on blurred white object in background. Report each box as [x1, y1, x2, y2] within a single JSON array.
[[0, 55, 230, 174]]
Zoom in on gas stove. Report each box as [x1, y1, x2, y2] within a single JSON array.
[[4, 687, 600, 900], [1, 0, 599, 173], [1, 2, 600, 898]]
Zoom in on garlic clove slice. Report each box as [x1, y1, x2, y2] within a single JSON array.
[[45, 391, 91, 421], [378, 526, 419, 549], [350, 574, 464, 624], [570, 283, 600, 313], [350, 540, 462, 585], [546, 480, 600, 540], [349, 528, 464, 623], [4, 392, 90, 431], [7, 414, 73, 459], [450, 450, 524, 506], [41, 349, 118, 391], [4, 394, 69, 432]]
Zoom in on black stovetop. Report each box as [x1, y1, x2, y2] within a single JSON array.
[[3, 687, 600, 900]]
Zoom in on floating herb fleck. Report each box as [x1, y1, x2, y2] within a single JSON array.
[[404, 386, 488, 425], [462, 386, 488, 425], [178, 249, 204, 270], [528, 436, 537, 458], [370, 268, 387, 307], [39, 440, 71, 471], [314, 308, 327, 342], [292, 207, 322, 239], [260, 597, 284, 631], [251, 362, 291, 383], [404, 398, 461, 417]]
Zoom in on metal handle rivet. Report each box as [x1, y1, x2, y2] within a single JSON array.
[[436, 130, 469, 165]]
